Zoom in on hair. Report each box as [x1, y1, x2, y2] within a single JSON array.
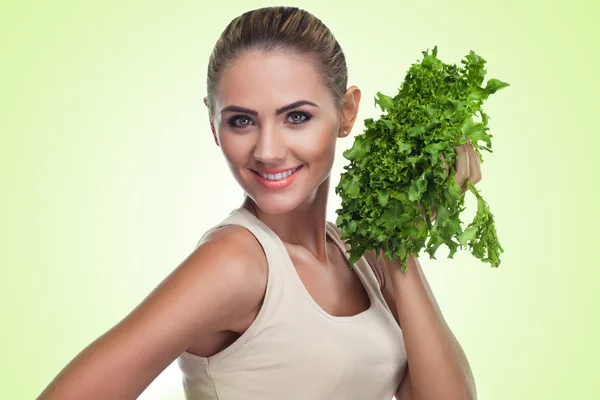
[[205, 6, 348, 118]]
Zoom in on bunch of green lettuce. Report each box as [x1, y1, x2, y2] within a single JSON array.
[[334, 46, 508, 272]]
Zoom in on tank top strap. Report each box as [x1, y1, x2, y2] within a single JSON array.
[[324, 221, 386, 307], [194, 207, 275, 255]]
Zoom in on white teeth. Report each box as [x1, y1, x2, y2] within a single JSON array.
[[259, 166, 299, 181]]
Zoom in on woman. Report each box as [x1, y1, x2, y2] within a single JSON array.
[[38, 6, 479, 400]]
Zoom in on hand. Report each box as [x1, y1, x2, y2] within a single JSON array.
[[421, 137, 483, 222], [445, 137, 483, 192]]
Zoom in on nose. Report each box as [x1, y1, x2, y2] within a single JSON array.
[[253, 125, 287, 165]]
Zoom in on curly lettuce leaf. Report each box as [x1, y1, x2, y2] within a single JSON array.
[[335, 46, 508, 272]]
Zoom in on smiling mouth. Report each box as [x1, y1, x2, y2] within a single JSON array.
[[250, 165, 303, 189], [251, 165, 302, 181]]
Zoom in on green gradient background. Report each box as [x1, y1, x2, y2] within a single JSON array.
[[1, 0, 598, 399]]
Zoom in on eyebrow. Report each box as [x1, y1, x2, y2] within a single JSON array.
[[220, 100, 319, 116]]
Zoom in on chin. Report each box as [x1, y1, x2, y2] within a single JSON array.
[[249, 193, 302, 216], [237, 165, 326, 215]]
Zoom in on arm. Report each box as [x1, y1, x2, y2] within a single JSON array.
[[389, 138, 480, 399], [37, 226, 268, 400], [379, 252, 477, 400], [364, 248, 476, 399]]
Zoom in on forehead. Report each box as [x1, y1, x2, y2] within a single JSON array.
[[215, 50, 331, 110]]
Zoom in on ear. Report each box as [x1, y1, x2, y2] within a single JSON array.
[[210, 120, 219, 147], [204, 96, 219, 147], [338, 85, 361, 138]]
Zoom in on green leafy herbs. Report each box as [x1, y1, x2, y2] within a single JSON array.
[[334, 46, 508, 272]]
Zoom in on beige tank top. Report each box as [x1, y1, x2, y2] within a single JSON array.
[[177, 207, 407, 399]]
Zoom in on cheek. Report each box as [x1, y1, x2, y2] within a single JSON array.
[[218, 133, 249, 170], [290, 121, 338, 160]]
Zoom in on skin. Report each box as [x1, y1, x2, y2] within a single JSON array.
[[37, 47, 481, 400]]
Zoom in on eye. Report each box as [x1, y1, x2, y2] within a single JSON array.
[[227, 115, 254, 128], [286, 111, 312, 125]]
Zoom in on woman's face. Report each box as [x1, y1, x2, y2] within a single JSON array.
[[208, 50, 360, 215]]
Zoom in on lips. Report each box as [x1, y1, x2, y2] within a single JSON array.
[[253, 163, 302, 172], [253, 165, 301, 180], [251, 165, 303, 189]]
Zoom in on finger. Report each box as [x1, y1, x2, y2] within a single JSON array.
[[465, 139, 482, 185], [454, 143, 470, 192], [439, 153, 449, 172], [418, 204, 436, 221]]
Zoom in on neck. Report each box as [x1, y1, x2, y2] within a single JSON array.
[[241, 175, 332, 263]]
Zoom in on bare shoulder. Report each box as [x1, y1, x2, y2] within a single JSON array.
[[37, 224, 267, 400], [182, 223, 269, 331], [195, 222, 268, 288]]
